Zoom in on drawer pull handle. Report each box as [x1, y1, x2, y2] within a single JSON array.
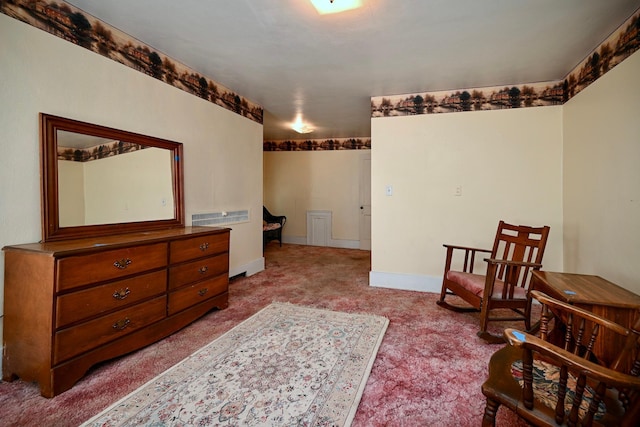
[[112, 317, 131, 330], [198, 288, 209, 297], [199, 242, 209, 251], [199, 266, 209, 274], [113, 288, 131, 300], [113, 258, 132, 269]]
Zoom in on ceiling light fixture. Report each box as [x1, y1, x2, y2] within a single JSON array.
[[291, 114, 314, 134], [309, 0, 363, 15]]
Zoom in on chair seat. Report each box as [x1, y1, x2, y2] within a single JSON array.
[[511, 359, 607, 420], [263, 222, 281, 231], [483, 344, 627, 426], [446, 270, 526, 299]]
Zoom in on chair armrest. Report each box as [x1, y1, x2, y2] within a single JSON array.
[[442, 244, 491, 274], [530, 290, 631, 337], [273, 215, 286, 226], [264, 212, 286, 226], [481, 259, 543, 298], [483, 258, 543, 270], [443, 244, 491, 253], [504, 328, 640, 389]]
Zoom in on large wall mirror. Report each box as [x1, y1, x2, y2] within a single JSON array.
[[41, 113, 184, 242]]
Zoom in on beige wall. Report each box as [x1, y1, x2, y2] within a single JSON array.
[[263, 150, 368, 247], [0, 15, 265, 349], [370, 106, 564, 291], [563, 50, 640, 294]]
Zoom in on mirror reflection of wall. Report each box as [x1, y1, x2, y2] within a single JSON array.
[[58, 159, 86, 226], [58, 144, 175, 227]]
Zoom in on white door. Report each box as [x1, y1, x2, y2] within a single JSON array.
[[359, 153, 371, 250]]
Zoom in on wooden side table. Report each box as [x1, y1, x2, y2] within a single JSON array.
[[528, 271, 640, 368]]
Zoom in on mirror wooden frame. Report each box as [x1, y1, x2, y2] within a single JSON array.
[[40, 113, 185, 242]]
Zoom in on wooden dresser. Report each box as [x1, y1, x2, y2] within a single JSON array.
[[2, 226, 230, 397]]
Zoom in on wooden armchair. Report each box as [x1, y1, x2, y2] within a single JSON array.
[[263, 206, 286, 250], [437, 220, 550, 342], [482, 290, 640, 426]]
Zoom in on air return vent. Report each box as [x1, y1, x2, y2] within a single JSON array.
[[192, 210, 249, 226], [307, 210, 332, 246]]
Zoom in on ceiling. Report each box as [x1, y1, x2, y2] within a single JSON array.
[[65, 0, 640, 140]]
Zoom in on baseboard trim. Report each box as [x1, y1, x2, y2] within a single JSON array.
[[230, 257, 264, 278], [282, 236, 307, 245], [327, 238, 360, 249], [369, 270, 442, 293], [282, 236, 360, 250]]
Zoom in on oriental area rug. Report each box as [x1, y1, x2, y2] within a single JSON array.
[[82, 302, 389, 427]]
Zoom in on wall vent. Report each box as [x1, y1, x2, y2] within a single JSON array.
[[307, 210, 332, 246], [192, 210, 249, 226]]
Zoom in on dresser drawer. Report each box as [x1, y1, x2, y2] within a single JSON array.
[[54, 296, 166, 364], [168, 253, 229, 290], [57, 243, 167, 291], [168, 275, 228, 316], [169, 232, 229, 264], [56, 270, 167, 328]]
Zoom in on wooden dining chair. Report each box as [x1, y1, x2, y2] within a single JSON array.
[[482, 290, 640, 426], [437, 220, 550, 342]]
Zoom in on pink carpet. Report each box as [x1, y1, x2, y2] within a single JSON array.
[[0, 244, 527, 426]]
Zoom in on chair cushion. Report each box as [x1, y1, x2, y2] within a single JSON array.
[[511, 358, 606, 420], [445, 271, 526, 299], [263, 222, 281, 232]]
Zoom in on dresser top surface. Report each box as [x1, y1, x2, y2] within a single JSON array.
[[2, 226, 230, 256]]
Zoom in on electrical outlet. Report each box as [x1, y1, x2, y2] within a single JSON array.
[[454, 185, 462, 196]]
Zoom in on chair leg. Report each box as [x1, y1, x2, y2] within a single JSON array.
[[437, 279, 462, 305], [436, 287, 481, 313], [479, 301, 490, 334], [482, 398, 500, 427], [438, 280, 448, 303], [477, 303, 505, 344], [524, 294, 533, 331]]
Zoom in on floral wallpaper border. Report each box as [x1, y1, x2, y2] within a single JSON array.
[[371, 9, 640, 118], [4, 2, 638, 149], [263, 137, 371, 152], [58, 141, 146, 162], [1, 0, 263, 124]]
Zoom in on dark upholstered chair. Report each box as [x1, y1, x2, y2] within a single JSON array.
[[263, 206, 286, 250], [482, 290, 640, 426], [437, 220, 550, 342]]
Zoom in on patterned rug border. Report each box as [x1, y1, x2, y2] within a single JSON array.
[[81, 302, 389, 426]]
